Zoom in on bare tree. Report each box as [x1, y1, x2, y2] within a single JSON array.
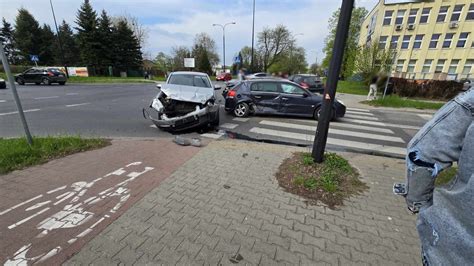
[[257, 25, 295, 71], [112, 14, 148, 49], [193, 32, 219, 66]]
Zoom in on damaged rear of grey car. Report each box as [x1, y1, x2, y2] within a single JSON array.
[[143, 72, 220, 131]]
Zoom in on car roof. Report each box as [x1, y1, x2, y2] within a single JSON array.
[[294, 74, 318, 77], [244, 78, 292, 83], [171, 71, 208, 76]]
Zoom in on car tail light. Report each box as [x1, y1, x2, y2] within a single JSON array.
[[227, 89, 237, 98], [48, 71, 55, 77], [300, 82, 309, 89]]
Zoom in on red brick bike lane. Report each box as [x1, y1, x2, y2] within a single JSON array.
[[0, 139, 201, 265]]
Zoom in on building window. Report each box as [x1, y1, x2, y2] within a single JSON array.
[[384, 10, 394, 25], [437, 6, 449, 22], [422, 59, 433, 73], [451, 5, 464, 22], [396, 59, 405, 72], [396, 10, 406, 24], [401, 35, 411, 49], [407, 60, 417, 73], [436, 59, 446, 73], [457, 32, 470, 48], [467, 4, 474, 20], [462, 60, 474, 75], [413, 35, 423, 49], [448, 59, 460, 74], [408, 9, 418, 24], [420, 8, 431, 23], [390, 36, 399, 49], [379, 36, 388, 49], [430, 34, 441, 49], [443, 33, 454, 48]]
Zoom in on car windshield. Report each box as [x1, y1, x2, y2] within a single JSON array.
[[168, 74, 211, 88], [302, 76, 319, 86], [48, 68, 63, 74]]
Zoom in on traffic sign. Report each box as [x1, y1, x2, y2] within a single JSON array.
[[30, 55, 39, 62]]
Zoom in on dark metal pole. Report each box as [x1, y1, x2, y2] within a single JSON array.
[[0, 44, 33, 145], [312, 0, 354, 163], [250, 0, 255, 72], [49, 0, 69, 78], [223, 27, 226, 72]]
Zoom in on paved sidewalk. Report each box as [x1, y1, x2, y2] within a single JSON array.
[[68, 139, 420, 265]]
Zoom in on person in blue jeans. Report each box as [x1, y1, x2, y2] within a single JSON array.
[[402, 88, 473, 265]]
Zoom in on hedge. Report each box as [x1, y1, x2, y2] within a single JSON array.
[[391, 77, 463, 101]]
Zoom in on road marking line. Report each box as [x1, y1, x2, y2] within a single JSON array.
[[8, 207, 50, 229], [292, 119, 394, 134], [346, 110, 374, 116], [0, 195, 43, 216], [0, 100, 6, 103], [249, 127, 406, 156], [219, 123, 239, 129], [347, 107, 370, 112], [418, 114, 432, 120], [66, 103, 90, 107], [66, 93, 79, 95], [201, 133, 223, 139], [233, 117, 250, 122], [25, 201, 51, 211], [0, 109, 41, 116], [34, 96, 59, 100], [344, 114, 380, 121], [343, 118, 421, 130], [47, 186, 67, 194], [259, 120, 404, 143]]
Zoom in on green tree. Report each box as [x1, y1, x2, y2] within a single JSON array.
[[14, 8, 42, 64], [97, 10, 114, 74], [354, 41, 394, 84], [0, 18, 17, 64], [112, 20, 142, 73], [58, 20, 80, 66], [322, 7, 368, 79], [170, 46, 191, 71], [267, 46, 307, 75], [154, 52, 172, 74], [257, 25, 295, 71], [39, 24, 57, 65], [193, 33, 219, 66], [193, 45, 212, 74], [75, 0, 100, 74]]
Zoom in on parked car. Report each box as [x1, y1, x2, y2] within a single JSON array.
[[216, 72, 232, 81], [15, 67, 67, 85], [0, 78, 6, 89], [246, 72, 271, 79], [224, 79, 345, 120], [288, 74, 323, 93], [143, 71, 220, 131]]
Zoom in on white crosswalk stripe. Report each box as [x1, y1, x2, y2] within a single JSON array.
[[347, 107, 370, 112], [344, 114, 380, 121], [293, 119, 394, 134], [346, 110, 375, 116], [219, 123, 239, 129]]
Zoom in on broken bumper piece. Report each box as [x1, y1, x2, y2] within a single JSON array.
[[143, 104, 217, 131]]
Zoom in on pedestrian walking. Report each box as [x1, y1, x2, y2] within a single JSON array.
[[238, 68, 246, 81], [367, 76, 378, 100]]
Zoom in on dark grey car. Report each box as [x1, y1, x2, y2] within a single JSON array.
[[15, 67, 67, 85]]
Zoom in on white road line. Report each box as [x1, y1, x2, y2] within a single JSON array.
[[0, 195, 43, 216], [0, 109, 41, 116], [259, 120, 404, 143], [8, 207, 50, 229], [341, 118, 387, 127], [46, 185, 67, 194], [201, 133, 223, 139], [150, 124, 157, 128], [34, 96, 59, 100], [66, 93, 79, 95], [233, 117, 250, 122], [347, 107, 370, 112], [0, 100, 6, 103], [219, 123, 239, 129], [66, 103, 90, 108], [346, 110, 374, 116], [418, 114, 433, 120], [292, 119, 394, 134], [344, 114, 380, 121], [249, 127, 406, 156]]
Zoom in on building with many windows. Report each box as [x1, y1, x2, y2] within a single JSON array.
[[359, 0, 474, 80]]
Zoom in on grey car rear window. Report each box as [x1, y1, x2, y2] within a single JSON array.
[[251, 82, 279, 92]]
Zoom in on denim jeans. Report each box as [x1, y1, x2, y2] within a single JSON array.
[[405, 89, 474, 265]]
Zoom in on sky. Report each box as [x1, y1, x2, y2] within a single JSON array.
[[1, 0, 379, 66]]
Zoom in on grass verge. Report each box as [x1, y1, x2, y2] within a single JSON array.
[[68, 76, 156, 83], [361, 95, 445, 110], [0, 137, 110, 175], [276, 152, 367, 208], [336, 81, 368, 95], [436, 167, 457, 186]]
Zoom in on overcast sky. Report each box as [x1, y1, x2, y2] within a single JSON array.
[[1, 0, 379, 65]]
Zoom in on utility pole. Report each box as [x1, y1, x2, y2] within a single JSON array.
[[49, 0, 69, 78], [213, 22, 236, 73], [0, 44, 33, 145], [312, 0, 354, 163], [251, 0, 256, 72]]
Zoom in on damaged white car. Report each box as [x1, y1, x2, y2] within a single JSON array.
[[143, 71, 220, 131]]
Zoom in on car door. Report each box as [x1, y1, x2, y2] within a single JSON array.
[[249, 81, 281, 113], [22, 69, 36, 83], [279, 83, 314, 116]]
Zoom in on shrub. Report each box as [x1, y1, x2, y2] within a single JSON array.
[[391, 77, 463, 100]]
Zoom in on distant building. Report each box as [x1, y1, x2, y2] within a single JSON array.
[[359, 0, 474, 80]]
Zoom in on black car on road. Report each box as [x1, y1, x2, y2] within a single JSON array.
[[224, 79, 345, 121], [15, 67, 67, 85], [0, 78, 6, 89], [288, 74, 323, 93]]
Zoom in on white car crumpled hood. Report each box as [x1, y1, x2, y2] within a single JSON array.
[[160, 84, 214, 104]]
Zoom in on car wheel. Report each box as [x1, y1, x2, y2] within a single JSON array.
[[59, 82, 66, 85], [16, 78, 25, 85], [42, 78, 51, 85], [234, 102, 250, 117], [35, 82, 40, 85]]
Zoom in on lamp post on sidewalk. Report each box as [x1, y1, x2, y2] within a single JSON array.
[[49, 0, 69, 78], [213, 22, 236, 73], [312, 0, 354, 163], [251, 0, 256, 72]]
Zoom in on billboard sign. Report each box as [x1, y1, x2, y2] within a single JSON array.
[[184, 58, 195, 68]]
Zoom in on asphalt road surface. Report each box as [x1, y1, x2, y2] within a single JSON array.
[[0, 83, 430, 157]]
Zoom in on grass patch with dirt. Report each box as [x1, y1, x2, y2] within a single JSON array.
[[336, 81, 368, 95], [68, 76, 156, 84], [361, 95, 444, 110], [276, 152, 367, 208], [0, 136, 110, 175], [436, 167, 457, 186]]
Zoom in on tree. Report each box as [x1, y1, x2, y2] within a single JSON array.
[[257, 25, 295, 71], [267, 46, 307, 75], [14, 8, 42, 64], [39, 24, 57, 65], [112, 19, 142, 72], [112, 14, 148, 49], [75, 0, 101, 73], [322, 7, 368, 79], [195, 47, 212, 74], [193, 33, 219, 66], [58, 20, 80, 66], [0, 18, 17, 64], [97, 10, 114, 74], [154, 52, 172, 74], [354, 41, 394, 84], [170, 46, 191, 71]]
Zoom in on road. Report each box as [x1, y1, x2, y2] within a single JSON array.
[[0, 83, 431, 157]]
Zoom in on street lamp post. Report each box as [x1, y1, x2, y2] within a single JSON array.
[[213, 22, 236, 73], [49, 0, 69, 78], [251, 0, 256, 72]]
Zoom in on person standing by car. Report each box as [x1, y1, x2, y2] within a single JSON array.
[[399, 88, 473, 265], [238, 68, 246, 81], [367, 76, 378, 100]]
